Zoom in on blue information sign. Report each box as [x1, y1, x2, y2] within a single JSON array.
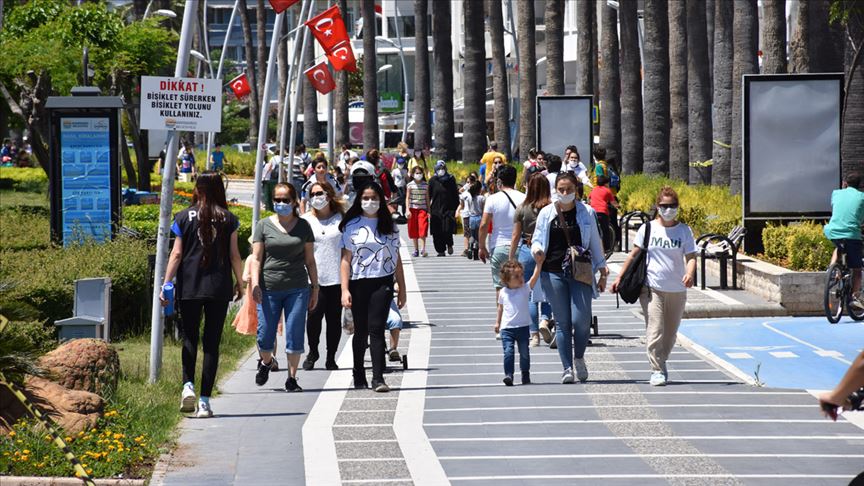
[[59, 117, 113, 245]]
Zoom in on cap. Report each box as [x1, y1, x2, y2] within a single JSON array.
[[435, 160, 446, 170], [350, 160, 376, 175]]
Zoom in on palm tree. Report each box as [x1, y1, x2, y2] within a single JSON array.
[[707, 0, 715, 90], [486, 0, 511, 160], [814, 0, 846, 73], [362, 0, 378, 152], [841, 4, 864, 177], [731, 0, 759, 194], [619, 0, 642, 175], [432, 0, 455, 160], [642, 0, 669, 176], [687, 0, 713, 185], [669, 0, 688, 181], [789, 0, 810, 73], [761, 0, 787, 74], [545, 0, 565, 95], [516, 0, 536, 162], [302, 34, 320, 150], [712, 0, 733, 186], [576, 0, 594, 98], [413, 0, 431, 152], [599, 1, 620, 162], [334, 0, 350, 148], [462, 0, 486, 164], [237, 0, 260, 143]]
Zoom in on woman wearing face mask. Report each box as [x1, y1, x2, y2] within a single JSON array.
[[340, 183, 407, 392], [301, 156, 341, 213], [251, 183, 319, 392], [407, 147, 429, 179], [300, 182, 345, 371], [529, 172, 608, 384], [611, 187, 696, 387], [566, 147, 593, 190], [428, 161, 460, 256]]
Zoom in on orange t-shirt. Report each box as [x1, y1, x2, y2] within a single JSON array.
[[589, 185, 615, 215]]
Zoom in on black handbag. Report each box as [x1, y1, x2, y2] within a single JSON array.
[[617, 220, 651, 304]]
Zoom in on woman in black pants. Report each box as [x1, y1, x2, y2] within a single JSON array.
[[301, 181, 344, 370], [340, 182, 407, 392], [162, 172, 244, 418]]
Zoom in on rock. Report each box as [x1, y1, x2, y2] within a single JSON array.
[[39, 338, 120, 397], [0, 377, 104, 435]]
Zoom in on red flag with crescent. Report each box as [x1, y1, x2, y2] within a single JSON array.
[[304, 62, 336, 95], [326, 40, 357, 72], [305, 4, 350, 53], [268, 0, 300, 13], [228, 73, 251, 99]]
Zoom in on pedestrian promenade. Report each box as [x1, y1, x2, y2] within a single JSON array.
[[153, 238, 864, 485]]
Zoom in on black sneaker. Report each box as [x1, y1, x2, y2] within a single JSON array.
[[255, 359, 271, 386], [325, 359, 339, 370], [436, 252, 446, 257], [285, 376, 303, 392], [521, 372, 531, 385], [447, 244, 453, 255], [302, 357, 316, 371], [371, 379, 390, 393], [388, 348, 401, 362], [354, 376, 369, 389], [503, 375, 514, 386], [269, 357, 280, 372]]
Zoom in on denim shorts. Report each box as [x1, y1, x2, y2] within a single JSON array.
[[490, 245, 511, 289], [386, 301, 403, 330], [257, 287, 310, 354]]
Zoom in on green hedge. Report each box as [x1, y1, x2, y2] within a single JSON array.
[[0, 167, 48, 192], [762, 222, 833, 272]]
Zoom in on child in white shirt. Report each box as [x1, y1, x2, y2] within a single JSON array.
[[495, 260, 533, 385]]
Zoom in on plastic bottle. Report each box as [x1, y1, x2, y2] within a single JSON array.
[[162, 282, 175, 317]]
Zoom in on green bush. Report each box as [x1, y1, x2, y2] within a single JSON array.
[[762, 221, 833, 272], [0, 167, 48, 192], [762, 224, 794, 261], [0, 205, 51, 251], [1, 319, 56, 353]]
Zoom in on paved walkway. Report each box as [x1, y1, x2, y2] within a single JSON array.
[[153, 237, 864, 485]]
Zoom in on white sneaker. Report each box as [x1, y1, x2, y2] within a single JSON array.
[[649, 372, 667, 386], [574, 358, 589, 383], [180, 383, 196, 413], [561, 368, 575, 384], [852, 293, 864, 310], [196, 400, 213, 418]]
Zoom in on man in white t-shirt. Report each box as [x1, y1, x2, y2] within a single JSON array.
[[479, 165, 526, 290]]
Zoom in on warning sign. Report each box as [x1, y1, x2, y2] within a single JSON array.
[[139, 76, 222, 132]]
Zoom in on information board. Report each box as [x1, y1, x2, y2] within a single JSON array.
[[139, 76, 222, 132], [59, 117, 113, 244], [536, 96, 593, 162]]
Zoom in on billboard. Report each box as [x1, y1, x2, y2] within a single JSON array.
[[536, 95, 593, 162]]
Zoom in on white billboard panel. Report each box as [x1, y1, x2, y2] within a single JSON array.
[[536, 96, 593, 163]]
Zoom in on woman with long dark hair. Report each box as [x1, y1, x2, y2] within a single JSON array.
[[340, 182, 407, 392], [162, 172, 244, 418]]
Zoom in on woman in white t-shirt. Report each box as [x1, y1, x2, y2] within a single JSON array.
[[301, 181, 345, 371], [611, 186, 697, 387], [340, 182, 407, 393]]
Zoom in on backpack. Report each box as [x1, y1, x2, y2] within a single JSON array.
[[608, 167, 621, 192], [616, 221, 650, 304]]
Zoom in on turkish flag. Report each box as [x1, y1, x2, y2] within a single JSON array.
[[306, 5, 350, 53], [228, 73, 251, 99], [304, 62, 336, 95], [327, 40, 357, 72], [268, 0, 300, 13]]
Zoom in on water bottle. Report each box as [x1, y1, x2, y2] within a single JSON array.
[[162, 282, 175, 317]]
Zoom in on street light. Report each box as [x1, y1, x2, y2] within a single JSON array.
[[374, 36, 409, 143], [377, 64, 394, 74], [189, 49, 208, 63], [153, 9, 177, 18]]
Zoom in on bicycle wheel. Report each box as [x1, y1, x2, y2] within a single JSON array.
[[824, 264, 844, 323], [843, 277, 864, 321]]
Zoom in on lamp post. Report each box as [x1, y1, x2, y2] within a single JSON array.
[[374, 36, 409, 143], [204, 0, 238, 170]]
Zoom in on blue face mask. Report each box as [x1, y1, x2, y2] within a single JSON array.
[[273, 202, 293, 216]]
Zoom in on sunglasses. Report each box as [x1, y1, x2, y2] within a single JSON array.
[[657, 203, 679, 209], [273, 197, 291, 204], [310, 191, 326, 198]]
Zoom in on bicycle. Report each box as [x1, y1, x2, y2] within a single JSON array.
[[823, 241, 864, 323]]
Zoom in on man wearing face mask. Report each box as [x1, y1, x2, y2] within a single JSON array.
[[428, 161, 460, 256], [345, 160, 377, 207]]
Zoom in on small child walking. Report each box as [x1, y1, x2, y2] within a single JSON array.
[[495, 260, 533, 386], [406, 166, 430, 257]]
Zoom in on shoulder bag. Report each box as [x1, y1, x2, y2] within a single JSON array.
[[617, 221, 651, 304], [555, 204, 594, 286]]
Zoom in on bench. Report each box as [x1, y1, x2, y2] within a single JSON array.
[[696, 226, 746, 290]]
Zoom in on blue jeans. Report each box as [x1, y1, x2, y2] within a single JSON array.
[[500, 326, 530, 377], [517, 244, 552, 331], [542, 271, 593, 370], [257, 287, 310, 354]]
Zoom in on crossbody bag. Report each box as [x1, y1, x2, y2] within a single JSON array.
[[555, 204, 594, 286]]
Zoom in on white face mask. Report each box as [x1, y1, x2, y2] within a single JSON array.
[[568, 161, 580, 171], [310, 195, 329, 210], [557, 193, 576, 205], [413, 173, 423, 181], [361, 199, 380, 215], [658, 207, 679, 221], [437, 169, 445, 177]]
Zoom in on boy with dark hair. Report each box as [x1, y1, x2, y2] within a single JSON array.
[[824, 172, 864, 307]]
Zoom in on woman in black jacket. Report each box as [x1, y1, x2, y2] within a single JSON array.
[[428, 161, 460, 256]]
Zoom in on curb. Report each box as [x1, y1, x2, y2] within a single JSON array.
[[0, 478, 145, 486], [675, 332, 757, 386], [682, 303, 791, 319]]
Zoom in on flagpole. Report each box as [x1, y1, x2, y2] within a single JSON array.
[[205, 0, 238, 170], [278, 0, 311, 183], [252, 10, 285, 227], [327, 89, 334, 161], [287, 2, 316, 186]]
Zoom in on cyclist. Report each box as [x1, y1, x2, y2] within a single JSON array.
[[823, 172, 864, 309], [818, 350, 864, 420], [210, 143, 227, 172]]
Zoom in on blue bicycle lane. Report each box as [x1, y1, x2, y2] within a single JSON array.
[[679, 317, 864, 390]]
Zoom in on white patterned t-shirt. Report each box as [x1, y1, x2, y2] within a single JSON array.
[[340, 216, 401, 280]]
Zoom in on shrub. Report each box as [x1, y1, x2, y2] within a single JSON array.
[[762, 224, 794, 261], [0, 206, 51, 251], [761, 221, 832, 272], [0, 167, 48, 192], [1, 319, 56, 353]]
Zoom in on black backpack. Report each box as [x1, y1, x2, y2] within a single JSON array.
[[617, 221, 651, 304]]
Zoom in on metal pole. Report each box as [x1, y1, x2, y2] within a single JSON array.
[[390, 5, 409, 142], [205, 0, 238, 171], [278, 0, 312, 183], [149, 0, 197, 384], [252, 11, 286, 227], [327, 90, 334, 161], [287, 2, 315, 186]]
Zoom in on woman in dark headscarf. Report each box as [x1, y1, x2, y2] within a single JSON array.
[[428, 160, 460, 256]]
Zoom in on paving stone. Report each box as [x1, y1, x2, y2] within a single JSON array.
[[335, 410, 395, 425], [338, 460, 411, 481], [335, 440, 402, 459], [332, 426, 397, 441]]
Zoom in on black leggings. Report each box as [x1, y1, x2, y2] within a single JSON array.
[[306, 284, 343, 361], [349, 275, 393, 381], [179, 299, 229, 398], [430, 213, 454, 254]]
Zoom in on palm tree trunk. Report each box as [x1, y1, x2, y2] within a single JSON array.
[[669, 0, 688, 181], [811, 0, 845, 73], [432, 0, 455, 160], [334, 0, 350, 148], [303, 34, 320, 150], [712, 0, 733, 186], [362, 0, 379, 152], [486, 0, 511, 161], [545, 0, 565, 96], [517, 0, 537, 162], [761, 0, 787, 74], [256, 0, 267, 101], [642, 0, 669, 176], [731, 0, 759, 194], [576, 0, 594, 97], [707, 0, 715, 92], [237, 0, 260, 144], [619, 0, 642, 175], [413, 0, 431, 152], [463, 0, 487, 164], [790, 0, 811, 73], [687, 0, 713, 185], [599, 1, 620, 162], [841, 8, 864, 177]]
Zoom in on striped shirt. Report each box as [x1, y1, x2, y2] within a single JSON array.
[[407, 180, 428, 210]]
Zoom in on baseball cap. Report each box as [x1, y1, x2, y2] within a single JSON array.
[[350, 160, 376, 175], [435, 160, 446, 170]]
